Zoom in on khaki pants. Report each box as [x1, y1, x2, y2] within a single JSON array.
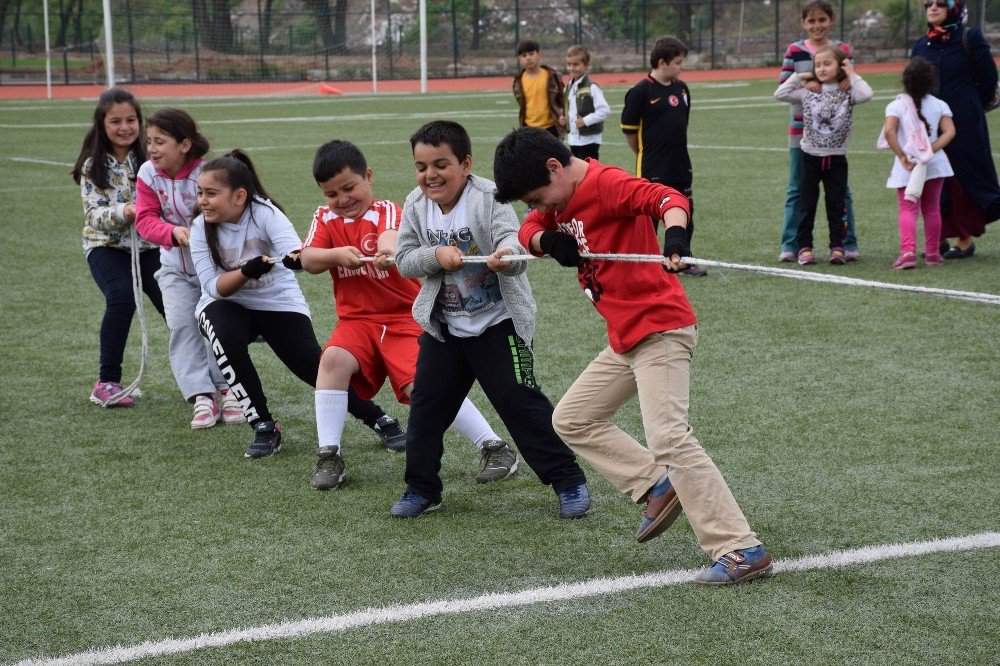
[[552, 325, 760, 560]]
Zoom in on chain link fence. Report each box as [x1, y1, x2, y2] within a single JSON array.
[[1, 0, 997, 85]]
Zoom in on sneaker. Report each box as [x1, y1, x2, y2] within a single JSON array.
[[692, 545, 773, 586], [892, 252, 917, 270], [925, 253, 945, 266], [797, 247, 816, 265], [828, 247, 846, 265], [475, 440, 519, 483], [778, 250, 796, 262], [680, 264, 708, 277], [557, 483, 591, 519], [190, 395, 221, 429], [218, 389, 245, 424], [310, 445, 346, 490], [89, 381, 135, 408], [245, 420, 282, 458], [372, 415, 406, 452], [844, 248, 861, 262], [390, 490, 441, 517], [636, 475, 683, 543]]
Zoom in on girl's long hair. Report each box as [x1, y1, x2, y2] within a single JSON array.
[[813, 45, 848, 82], [146, 107, 210, 161], [903, 57, 936, 136], [71, 88, 146, 189], [200, 149, 284, 270]]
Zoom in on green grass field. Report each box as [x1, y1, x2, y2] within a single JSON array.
[[1, 76, 998, 664]]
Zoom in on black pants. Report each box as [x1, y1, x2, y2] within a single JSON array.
[[796, 153, 848, 250], [404, 319, 586, 503], [87, 247, 165, 383], [199, 300, 385, 427], [571, 143, 600, 160]]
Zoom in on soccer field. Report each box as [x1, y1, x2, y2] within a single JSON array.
[[1, 76, 999, 664]]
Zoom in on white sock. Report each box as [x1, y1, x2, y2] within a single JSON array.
[[315, 389, 348, 451], [450, 397, 500, 450]]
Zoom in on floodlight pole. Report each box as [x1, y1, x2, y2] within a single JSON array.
[[371, 0, 378, 93], [419, 0, 427, 93], [102, 0, 115, 87], [43, 0, 52, 98]]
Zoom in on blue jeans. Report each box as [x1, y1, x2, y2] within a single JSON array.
[[782, 147, 858, 252]]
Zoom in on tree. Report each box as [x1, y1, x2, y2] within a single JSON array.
[[331, 0, 349, 55], [669, 0, 692, 46], [304, 0, 337, 53], [192, 0, 235, 52]]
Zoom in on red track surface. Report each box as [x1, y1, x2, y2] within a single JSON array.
[[0, 62, 917, 100]]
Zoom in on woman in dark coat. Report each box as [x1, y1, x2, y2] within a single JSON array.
[[912, 0, 999, 259]]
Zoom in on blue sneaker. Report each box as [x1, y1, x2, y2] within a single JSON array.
[[693, 545, 773, 586], [636, 475, 682, 543], [557, 483, 590, 519], [390, 491, 441, 518]]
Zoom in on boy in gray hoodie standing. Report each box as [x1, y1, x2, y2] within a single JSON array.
[[390, 120, 589, 520]]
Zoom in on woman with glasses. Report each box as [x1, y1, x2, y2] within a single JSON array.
[[912, 0, 999, 259]]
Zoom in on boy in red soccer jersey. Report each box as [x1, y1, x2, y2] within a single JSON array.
[[300, 140, 518, 491], [492, 127, 771, 586]]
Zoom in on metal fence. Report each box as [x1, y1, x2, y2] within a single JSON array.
[[2, 0, 998, 85]]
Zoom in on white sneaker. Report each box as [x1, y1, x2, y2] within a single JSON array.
[[219, 389, 245, 424], [190, 395, 221, 429]]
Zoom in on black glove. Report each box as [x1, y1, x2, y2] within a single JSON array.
[[282, 252, 303, 271], [539, 231, 581, 268], [662, 226, 691, 269], [240, 256, 274, 279]]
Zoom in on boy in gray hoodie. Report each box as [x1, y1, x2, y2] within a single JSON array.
[[390, 120, 589, 519]]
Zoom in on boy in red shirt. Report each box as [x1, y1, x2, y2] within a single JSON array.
[[301, 140, 517, 490], [492, 127, 771, 586]]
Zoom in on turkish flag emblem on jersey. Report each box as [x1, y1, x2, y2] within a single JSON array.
[[668, 95, 679, 107]]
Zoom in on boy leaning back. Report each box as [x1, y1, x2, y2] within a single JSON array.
[[493, 127, 771, 586], [390, 120, 589, 519]]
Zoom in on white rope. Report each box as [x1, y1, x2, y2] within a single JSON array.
[[360, 253, 1000, 306], [99, 227, 149, 407]]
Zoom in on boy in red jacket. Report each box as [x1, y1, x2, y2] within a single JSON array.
[[492, 127, 771, 586]]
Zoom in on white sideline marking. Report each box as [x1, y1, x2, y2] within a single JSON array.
[[15, 531, 1000, 666], [8, 157, 74, 167]]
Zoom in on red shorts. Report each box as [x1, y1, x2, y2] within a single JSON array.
[[324, 317, 423, 403]]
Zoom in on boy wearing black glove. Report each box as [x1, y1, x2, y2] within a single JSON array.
[[493, 127, 772, 587]]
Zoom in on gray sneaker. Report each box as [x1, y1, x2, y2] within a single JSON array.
[[311, 446, 346, 490], [474, 440, 518, 484]]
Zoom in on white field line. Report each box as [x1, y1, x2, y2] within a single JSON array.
[[7, 157, 74, 167], [14, 531, 1000, 666]]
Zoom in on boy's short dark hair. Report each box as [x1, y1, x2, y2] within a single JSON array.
[[517, 40, 541, 56], [409, 120, 472, 162], [649, 36, 688, 69], [313, 139, 367, 183], [493, 127, 571, 204], [567, 44, 590, 64]]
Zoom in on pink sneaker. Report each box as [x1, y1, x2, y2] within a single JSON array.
[[828, 247, 846, 265], [925, 253, 945, 266], [190, 394, 221, 429], [219, 388, 245, 424], [892, 252, 917, 270], [844, 248, 861, 262], [797, 247, 816, 265], [778, 250, 796, 262], [90, 381, 135, 408]]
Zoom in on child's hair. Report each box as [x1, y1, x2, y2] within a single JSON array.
[[649, 36, 688, 69], [903, 57, 936, 136], [493, 127, 571, 204], [146, 107, 210, 161], [517, 40, 541, 56], [812, 45, 848, 81], [72, 87, 146, 188], [200, 149, 284, 270], [566, 44, 591, 65], [801, 0, 835, 19], [409, 120, 472, 162], [312, 140, 367, 183]]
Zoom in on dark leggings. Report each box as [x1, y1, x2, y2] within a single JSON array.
[[87, 247, 165, 383], [199, 299, 385, 427], [796, 153, 848, 250], [404, 319, 586, 503]]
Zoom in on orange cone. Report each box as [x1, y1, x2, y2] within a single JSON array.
[[318, 83, 342, 95]]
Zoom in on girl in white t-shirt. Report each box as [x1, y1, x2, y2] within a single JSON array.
[[883, 57, 956, 269]]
